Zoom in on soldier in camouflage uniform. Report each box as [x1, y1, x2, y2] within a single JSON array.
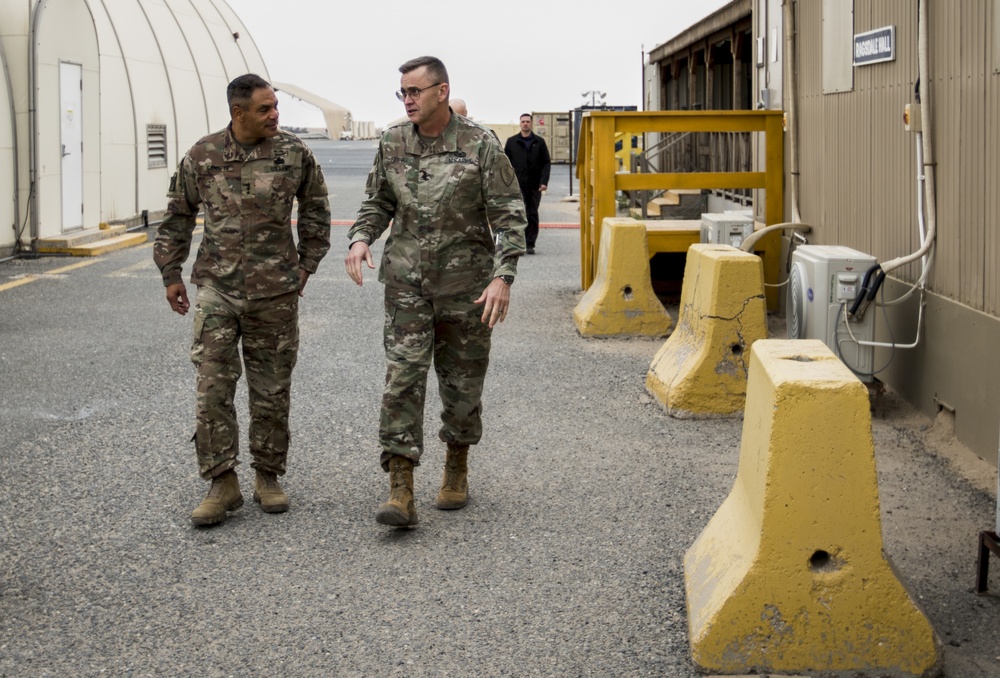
[[155, 74, 331, 527], [345, 56, 527, 527]]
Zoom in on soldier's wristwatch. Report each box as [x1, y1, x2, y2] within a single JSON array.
[[497, 275, 514, 286]]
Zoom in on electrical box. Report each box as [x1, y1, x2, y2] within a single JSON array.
[[700, 212, 755, 248], [787, 245, 877, 379]]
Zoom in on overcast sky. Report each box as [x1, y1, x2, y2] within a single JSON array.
[[229, 0, 731, 128]]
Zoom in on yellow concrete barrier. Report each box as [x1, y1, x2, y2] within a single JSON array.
[[572, 217, 673, 338], [684, 339, 941, 676], [645, 244, 766, 418]]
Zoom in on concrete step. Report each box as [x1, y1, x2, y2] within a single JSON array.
[[658, 188, 703, 206], [36, 224, 128, 249], [629, 206, 670, 219], [630, 189, 708, 219], [37, 231, 147, 256]]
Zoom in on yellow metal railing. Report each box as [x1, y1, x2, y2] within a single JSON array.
[[576, 110, 784, 307]]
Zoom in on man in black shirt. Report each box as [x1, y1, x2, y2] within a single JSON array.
[[504, 113, 551, 254]]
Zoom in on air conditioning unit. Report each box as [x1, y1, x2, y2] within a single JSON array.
[[700, 212, 754, 248], [787, 245, 877, 379]]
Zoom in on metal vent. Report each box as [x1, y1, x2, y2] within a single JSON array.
[[147, 124, 167, 168]]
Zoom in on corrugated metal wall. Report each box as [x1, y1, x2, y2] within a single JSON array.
[[793, 0, 1000, 462], [796, 0, 999, 311], [989, 0, 1000, 315], [868, 1, 920, 284]]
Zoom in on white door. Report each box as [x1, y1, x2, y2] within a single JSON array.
[[60, 62, 83, 232]]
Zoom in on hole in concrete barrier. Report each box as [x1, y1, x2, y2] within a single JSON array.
[[786, 355, 814, 363], [621, 285, 634, 301], [731, 344, 743, 357], [809, 549, 840, 573]]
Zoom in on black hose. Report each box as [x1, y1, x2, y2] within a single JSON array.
[[850, 264, 883, 316], [868, 270, 887, 301]]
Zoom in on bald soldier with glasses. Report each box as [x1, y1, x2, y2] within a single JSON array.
[[345, 56, 527, 528]]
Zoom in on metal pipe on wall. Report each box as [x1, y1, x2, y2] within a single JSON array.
[[782, 0, 801, 224], [0, 25, 20, 253], [880, 0, 937, 275], [28, 0, 46, 242], [850, 1, 937, 350]]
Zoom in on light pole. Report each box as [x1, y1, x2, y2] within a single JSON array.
[[581, 90, 606, 108]]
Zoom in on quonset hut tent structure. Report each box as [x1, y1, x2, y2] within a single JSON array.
[[0, 0, 269, 257]]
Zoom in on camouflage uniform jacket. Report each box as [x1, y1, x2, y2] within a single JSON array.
[[154, 125, 331, 300], [349, 114, 526, 296]]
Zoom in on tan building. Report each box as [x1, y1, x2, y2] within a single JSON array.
[[775, 0, 1000, 465], [644, 1, 754, 208], [648, 0, 1000, 466], [645, 0, 753, 113]]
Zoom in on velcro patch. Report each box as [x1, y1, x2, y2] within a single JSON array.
[[501, 164, 515, 187]]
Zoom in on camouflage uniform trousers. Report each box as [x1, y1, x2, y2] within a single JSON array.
[[379, 285, 492, 472], [190, 286, 299, 479]]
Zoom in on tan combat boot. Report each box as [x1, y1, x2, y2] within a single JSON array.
[[375, 456, 418, 527], [190, 469, 243, 526], [253, 469, 290, 513], [435, 443, 469, 510]]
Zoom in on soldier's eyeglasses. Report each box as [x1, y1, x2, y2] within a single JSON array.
[[395, 83, 442, 102]]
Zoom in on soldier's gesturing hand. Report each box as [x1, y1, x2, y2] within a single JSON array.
[[475, 277, 511, 328], [166, 282, 190, 315], [345, 241, 375, 286]]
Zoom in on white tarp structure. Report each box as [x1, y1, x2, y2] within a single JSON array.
[[0, 0, 269, 256], [273, 81, 352, 140], [0, 36, 16, 254]]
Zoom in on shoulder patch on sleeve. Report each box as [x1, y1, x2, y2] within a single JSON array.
[[501, 164, 515, 187], [168, 172, 178, 193]]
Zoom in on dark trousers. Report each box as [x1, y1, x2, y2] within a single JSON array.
[[521, 188, 542, 248]]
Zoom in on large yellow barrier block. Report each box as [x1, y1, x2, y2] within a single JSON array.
[[685, 339, 941, 677], [645, 244, 766, 418], [573, 217, 672, 338]]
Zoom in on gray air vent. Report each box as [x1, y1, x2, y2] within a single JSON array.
[[147, 124, 167, 169]]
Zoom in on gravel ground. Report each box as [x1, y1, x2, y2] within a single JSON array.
[[1, 140, 998, 677]]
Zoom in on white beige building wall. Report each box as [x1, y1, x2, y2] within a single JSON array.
[[34, 0, 101, 238], [0, 0, 268, 256]]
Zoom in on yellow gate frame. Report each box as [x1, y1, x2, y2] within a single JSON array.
[[576, 111, 784, 309]]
